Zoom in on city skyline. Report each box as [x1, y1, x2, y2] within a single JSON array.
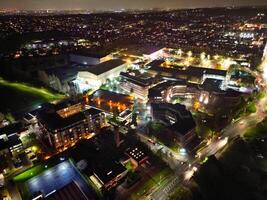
[[1, 0, 267, 10]]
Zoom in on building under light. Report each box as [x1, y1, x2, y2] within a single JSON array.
[[125, 146, 149, 168], [0, 122, 24, 157], [76, 59, 127, 91], [150, 103, 197, 149], [148, 79, 198, 103], [88, 89, 134, 124], [37, 100, 106, 150], [120, 70, 161, 102], [147, 61, 228, 84]]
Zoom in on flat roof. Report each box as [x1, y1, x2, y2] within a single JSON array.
[[89, 89, 133, 115], [148, 64, 227, 78], [0, 122, 23, 136], [94, 161, 126, 185], [146, 59, 165, 67], [187, 66, 227, 77], [53, 99, 80, 111], [70, 48, 110, 58], [67, 131, 127, 185], [120, 70, 156, 87], [123, 46, 163, 56], [151, 103, 196, 135], [37, 106, 86, 131], [83, 107, 103, 116], [45, 181, 89, 200], [126, 146, 148, 163], [85, 59, 125, 76]]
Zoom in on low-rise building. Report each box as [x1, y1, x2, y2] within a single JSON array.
[[147, 60, 228, 84], [38, 65, 82, 94], [0, 122, 24, 156], [88, 89, 134, 124], [125, 146, 149, 168], [92, 161, 127, 190], [69, 131, 128, 191], [76, 59, 127, 91], [69, 49, 112, 65]]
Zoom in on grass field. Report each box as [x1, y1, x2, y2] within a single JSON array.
[[0, 78, 64, 117], [244, 117, 267, 140], [130, 167, 173, 200], [13, 164, 47, 182]]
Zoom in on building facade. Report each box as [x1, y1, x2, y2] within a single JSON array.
[[37, 102, 106, 150], [76, 59, 127, 91]]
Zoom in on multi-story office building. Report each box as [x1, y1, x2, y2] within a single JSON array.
[[120, 70, 160, 102], [150, 103, 196, 148]]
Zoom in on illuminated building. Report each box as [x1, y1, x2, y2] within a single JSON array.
[[149, 80, 198, 103], [125, 146, 149, 168], [70, 131, 128, 191], [120, 70, 160, 102], [122, 46, 165, 60], [89, 89, 134, 124], [147, 61, 228, 84], [150, 103, 197, 148], [76, 59, 127, 91], [91, 162, 127, 190], [0, 122, 24, 156], [37, 100, 105, 150]]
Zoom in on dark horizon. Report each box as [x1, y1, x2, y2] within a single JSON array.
[[0, 0, 267, 11]]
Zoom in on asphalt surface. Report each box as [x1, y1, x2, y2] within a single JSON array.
[[144, 63, 267, 200]]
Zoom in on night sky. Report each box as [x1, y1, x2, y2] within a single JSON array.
[[0, 0, 267, 10]]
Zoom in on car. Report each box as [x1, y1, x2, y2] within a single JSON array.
[[13, 158, 22, 168], [147, 139, 156, 145]]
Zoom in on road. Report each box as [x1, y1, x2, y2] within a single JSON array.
[[142, 57, 267, 200]]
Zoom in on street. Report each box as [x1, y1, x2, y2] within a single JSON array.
[[141, 59, 267, 200]]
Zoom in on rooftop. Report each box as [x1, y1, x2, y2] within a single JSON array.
[[37, 104, 86, 131], [94, 161, 126, 185], [125, 146, 149, 163], [66, 131, 127, 186], [148, 64, 227, 78], [70, 48, 110, 58], [0, 122, 23, 136], [89, 89, 134, 115], [83, 107, 103, 117], [145, 59, 165, 67], [151, 103, 196, 135], [120, 70, 157, 87], [85, 59, 125, 76], [45, 181, 89, 200], [149, 79, 186, 98], [122, 46, 163, 56]]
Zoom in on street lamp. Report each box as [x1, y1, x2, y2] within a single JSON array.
[[187, 51, 192, 57]]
